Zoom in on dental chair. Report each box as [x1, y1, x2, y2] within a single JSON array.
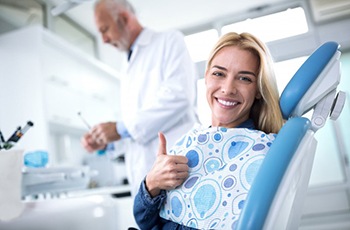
[[236, 41, 346, 230]]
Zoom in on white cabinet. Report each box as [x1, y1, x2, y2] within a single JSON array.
[[0, 25, 121, 163], [41, 27, 121, 128], [42, 36, 121, 128]]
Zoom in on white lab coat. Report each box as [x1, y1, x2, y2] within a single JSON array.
[[118, 28, 199, 196]]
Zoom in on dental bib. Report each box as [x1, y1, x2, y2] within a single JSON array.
[[159, 125, 276, 229]]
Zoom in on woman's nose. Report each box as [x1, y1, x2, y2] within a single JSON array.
[[221, 80, 237, 95]]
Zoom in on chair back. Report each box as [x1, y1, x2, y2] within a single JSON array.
[[236, 41, 346, 230]]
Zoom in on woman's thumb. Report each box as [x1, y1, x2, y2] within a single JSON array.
[[157, 132, 167, 156]]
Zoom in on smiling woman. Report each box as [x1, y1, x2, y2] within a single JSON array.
[[133, 32, 284, 229], [205, 32, 283, 134], [205, 46, 260, 128]]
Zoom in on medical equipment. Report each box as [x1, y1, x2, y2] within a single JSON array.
[[0, 119, 93, 199], [77, 111, 106, 155], [77, 111, 92, 130], [236, 41, 345, 229], [24, 151, 49, 168], [22, 166, 93, 198], [0, 130, 5, 149], [1, 121, 34, 150]]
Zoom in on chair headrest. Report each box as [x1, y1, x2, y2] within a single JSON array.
[[279, 42, 340, 120]]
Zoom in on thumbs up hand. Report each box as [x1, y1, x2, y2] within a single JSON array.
[[157, 132, 167, 157], [145, 132, 189, 197]]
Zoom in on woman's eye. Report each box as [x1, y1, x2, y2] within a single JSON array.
[[239, 76, 253, 83], [212, 71, 224, 77]]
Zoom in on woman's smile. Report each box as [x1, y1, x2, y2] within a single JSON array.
[[206, 46, 259, 128], [216, 97, 239, 108]]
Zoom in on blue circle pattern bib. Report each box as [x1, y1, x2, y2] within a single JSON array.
[[159, 126, 276, 229]]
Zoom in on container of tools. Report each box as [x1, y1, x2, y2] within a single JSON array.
[[0, 149, 25, 221]]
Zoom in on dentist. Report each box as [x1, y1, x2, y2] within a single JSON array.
[[81, 0, 198, 197]]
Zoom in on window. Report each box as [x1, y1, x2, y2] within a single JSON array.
[[184, 29, 219, 63], [221, 7, 308, 43], [274, 56, 308, 94]]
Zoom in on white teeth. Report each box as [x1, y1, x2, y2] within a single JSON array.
[[218, 99, 237, 106]]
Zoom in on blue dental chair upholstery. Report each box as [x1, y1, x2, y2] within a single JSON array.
[[236, 41, 346, 230]]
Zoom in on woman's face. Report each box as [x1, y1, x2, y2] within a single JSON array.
[[206, 46, 261, 128]]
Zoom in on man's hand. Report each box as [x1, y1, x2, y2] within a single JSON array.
[[81, 122, 121, 152], [91, 122, 121, 144], [145, 132, 189, 197], [81, 132, 106, 152]]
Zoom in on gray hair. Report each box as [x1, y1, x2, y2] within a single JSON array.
[[95, 0, 135, 17]]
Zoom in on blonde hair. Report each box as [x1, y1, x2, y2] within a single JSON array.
[[206, 32, 283, 133]]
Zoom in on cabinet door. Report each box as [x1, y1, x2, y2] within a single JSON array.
[[0, 27, 50, 151], [45, 80, 84, 129], [42, 34, 121, 129], [81, 93, 117, 127]]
